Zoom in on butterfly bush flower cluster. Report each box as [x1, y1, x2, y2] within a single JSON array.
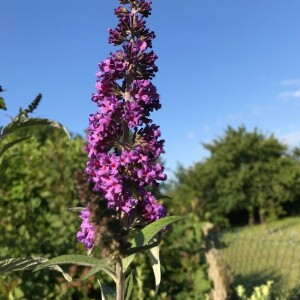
[[77, 0, 167, 250]]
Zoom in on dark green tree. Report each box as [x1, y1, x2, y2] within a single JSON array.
[[170, 126, 300, 226]]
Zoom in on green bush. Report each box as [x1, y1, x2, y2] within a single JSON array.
[[0, 128, 99, 299], [169, 126, 300, 227]]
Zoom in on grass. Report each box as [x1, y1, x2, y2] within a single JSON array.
[[214, 217, 300, 296]]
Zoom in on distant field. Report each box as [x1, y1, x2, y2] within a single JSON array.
[[214, 217, 300, 296]]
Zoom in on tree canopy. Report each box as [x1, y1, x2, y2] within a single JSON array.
[[169, 126, 300, 226]]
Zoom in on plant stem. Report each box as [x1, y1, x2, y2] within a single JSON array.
[[116, 258, 124, 300]]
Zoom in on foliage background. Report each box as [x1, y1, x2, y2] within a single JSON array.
[[0, 127, 99, 299], [0, 123, 211, 299], [3, 108, 300, 299], [169, 126, 300, 228]]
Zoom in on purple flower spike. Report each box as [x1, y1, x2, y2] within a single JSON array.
[[78, 0, 167, 250]]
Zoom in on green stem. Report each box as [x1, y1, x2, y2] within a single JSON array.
[[116, 259, 124, 300], [122, 5, 136, 147]]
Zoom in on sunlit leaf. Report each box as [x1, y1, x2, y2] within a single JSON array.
[[0, 136, 31, 156], [2, 118, 70, 139], [147, 245, 161, 294], [0, 257, 46, 273], [0, 257, 72, 282], [125, 271, 134, 300], [123, 216, 182, 272], [0, 97, 7, 110], [134, 216, 182, 246], [80, 258, 115, 281], [98, 280, 116, 300], [34, 254, 107, 271], [48, 264, 72, 282], [65, 207, 85, 213]]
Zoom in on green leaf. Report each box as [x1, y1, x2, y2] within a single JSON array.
[[0, 136, 31, 156], [97, 281, 116, 300], [48, 264, 72, 282], [123, 216, 182, 272], [147, 246, 161, 294], [12, 287, 24, 299], [65, 207, 86, 213], [87, 247, 94, 256], [135, 216, 182, 246], [0, 156, 9, 175], [126, 234, 161, 256], [156, 194, 172, 200], [2, 118, 70, 139], [125, 271, 134, 300], [0, 257, 72, 282], [34, 254, 108, 271], [0, 257, 46, 273], [80, 258, 115, 281], [0, 97, 7, 110]]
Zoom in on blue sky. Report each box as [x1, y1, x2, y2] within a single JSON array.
[[1, 0, 300, 179]]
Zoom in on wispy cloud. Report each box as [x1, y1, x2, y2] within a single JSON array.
[[278, 90, 300, 101], [281, 130, 300, 146], [280, 79, 300, 86]]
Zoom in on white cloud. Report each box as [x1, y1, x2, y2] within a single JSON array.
[[278, 90, 300, 101], [281, 131, 300, 146], [280, 79, 300, 86]]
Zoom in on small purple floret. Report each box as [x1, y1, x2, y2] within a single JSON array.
[[76, 208, 95, 249]]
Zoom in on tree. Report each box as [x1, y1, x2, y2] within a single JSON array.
[[170, 126, 300, 226]]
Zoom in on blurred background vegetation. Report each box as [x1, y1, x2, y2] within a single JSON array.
[[169, 126, 300, 228], [2, 89, 300, 299], [167, 126, 300, 299]]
